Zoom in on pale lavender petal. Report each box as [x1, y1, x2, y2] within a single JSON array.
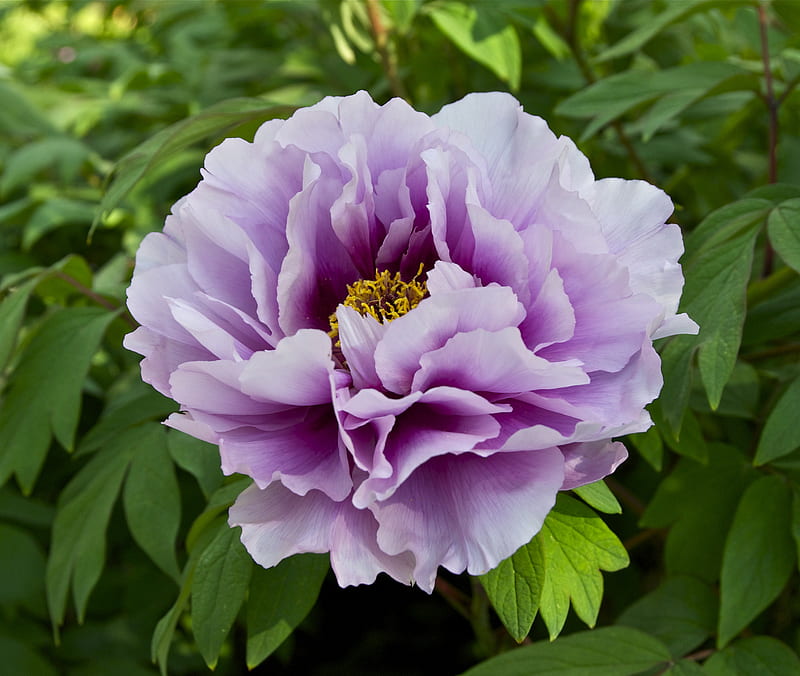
[[336, 306, 388, 390], [371, 449, 564, 592], [375, 285, 525, 394], [560, 440, 628, 490], [230, 482, 415, 587]]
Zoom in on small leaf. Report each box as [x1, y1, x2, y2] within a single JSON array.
[[718, 476, 796, 647], [755, 376, 800, 465], [45, 424, 157, 629], [428, 2, 521, 89], [682, 226, 759, 410], [537, 495, 629, 639], [628, 426, 663, 472], [96, 97, 297, 226], [123, 429, 181, 580], [663, 660, 706, 676], [641, 444, 754, 583], [246, 553, 329, 669], [167, 431, 223, 499], [459, 626, 671, 676], [767, 198, 800, 273], [594, 0, 751, 63], [191, 525, 253, 668], [572, 480, 621, 515], [616, 576, 717, 658], [0, 636, 57, 676], [0, 275, 39, 371], [480, 536, 545, 642], [705, 636, 800, 676], [0, 307, 115, 493]]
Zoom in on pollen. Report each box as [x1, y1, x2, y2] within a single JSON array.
[[329, 265, 427, 343]]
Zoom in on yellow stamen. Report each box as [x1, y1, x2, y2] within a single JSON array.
[[329, 265, 427, 344]]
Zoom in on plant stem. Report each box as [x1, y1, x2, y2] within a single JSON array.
[[365, 0, 407, 101], [53, 270, 137, 327], [469, 577, 497, 658], [759, 2, 778, 276], [563, 0, 654, 183]]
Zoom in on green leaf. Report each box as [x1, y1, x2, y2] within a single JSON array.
[[480, 535, 545, 642], [45, 424, 159, 629], [556, 62, 745, 140], [616, 576, 717, 658], [663, 660, 705, 676], [427, 2, 521, 90], [682, 223, 759, 410], [718, 476, 796, 647], [755, 376, 800, 465], [572, 480, 621, 515], [0, 136, 91, 195], [641, 444, 754, 583], [767, 198, 800, 273], [96, 97, 297, 227], [628, 426, 664, 471], [594, 1, 750, 63], [246, 553, 329, 669], [167, 431, 223, 499], [123, 428, 181, 580], [537, 495, 629, 639], [0, 275, 39, 371], [658, 335, 697, 438], [654, 406, 709, 464], [0, 523, 46, 608], [151, 518, 226, 676], [191, 524, 253, 668], [705, 637, 800, 676], [0, 307, 115, 493], [0, 636, 57, 676], [459, 626, 671, 676]]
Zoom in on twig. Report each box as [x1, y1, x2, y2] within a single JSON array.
[[563, 0, 654, 183], [53, 270, 137, 327], [365, 0, 407, 100], [759, 2, 777, 276]]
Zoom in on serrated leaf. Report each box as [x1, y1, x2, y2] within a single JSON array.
[[718, 476, 796, 647], [705, 636, 800, 676], [123, 429, 181, 580], [641, 444, 754, 582], [167, 431, 223, 499], [0, 307, 115, 493], [459, 626, 671, 676], [191, 525, 252, 668], [96, 98, 296, 228], [246, 553, 329, 669], [428, 2, 521, 90], [616, 576, 717, 658], [45, 424, 158, 629], [754, 376, 800, 465], [480, 536, 545, 642], [537, 495, 629, 639], [767, 198, 800, 273], [572, 480, 621, 515]]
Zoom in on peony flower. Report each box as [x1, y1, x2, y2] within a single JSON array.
[[125, 91, 698, 592]]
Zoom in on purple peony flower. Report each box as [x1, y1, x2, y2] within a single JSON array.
[[125, 91, 698, 592]]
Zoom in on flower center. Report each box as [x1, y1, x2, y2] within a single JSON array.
[[329, 265, 427, 343]]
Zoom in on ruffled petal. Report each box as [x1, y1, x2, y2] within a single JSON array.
[[371, 449, 564, 592], [230, 482, 416, 587]]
